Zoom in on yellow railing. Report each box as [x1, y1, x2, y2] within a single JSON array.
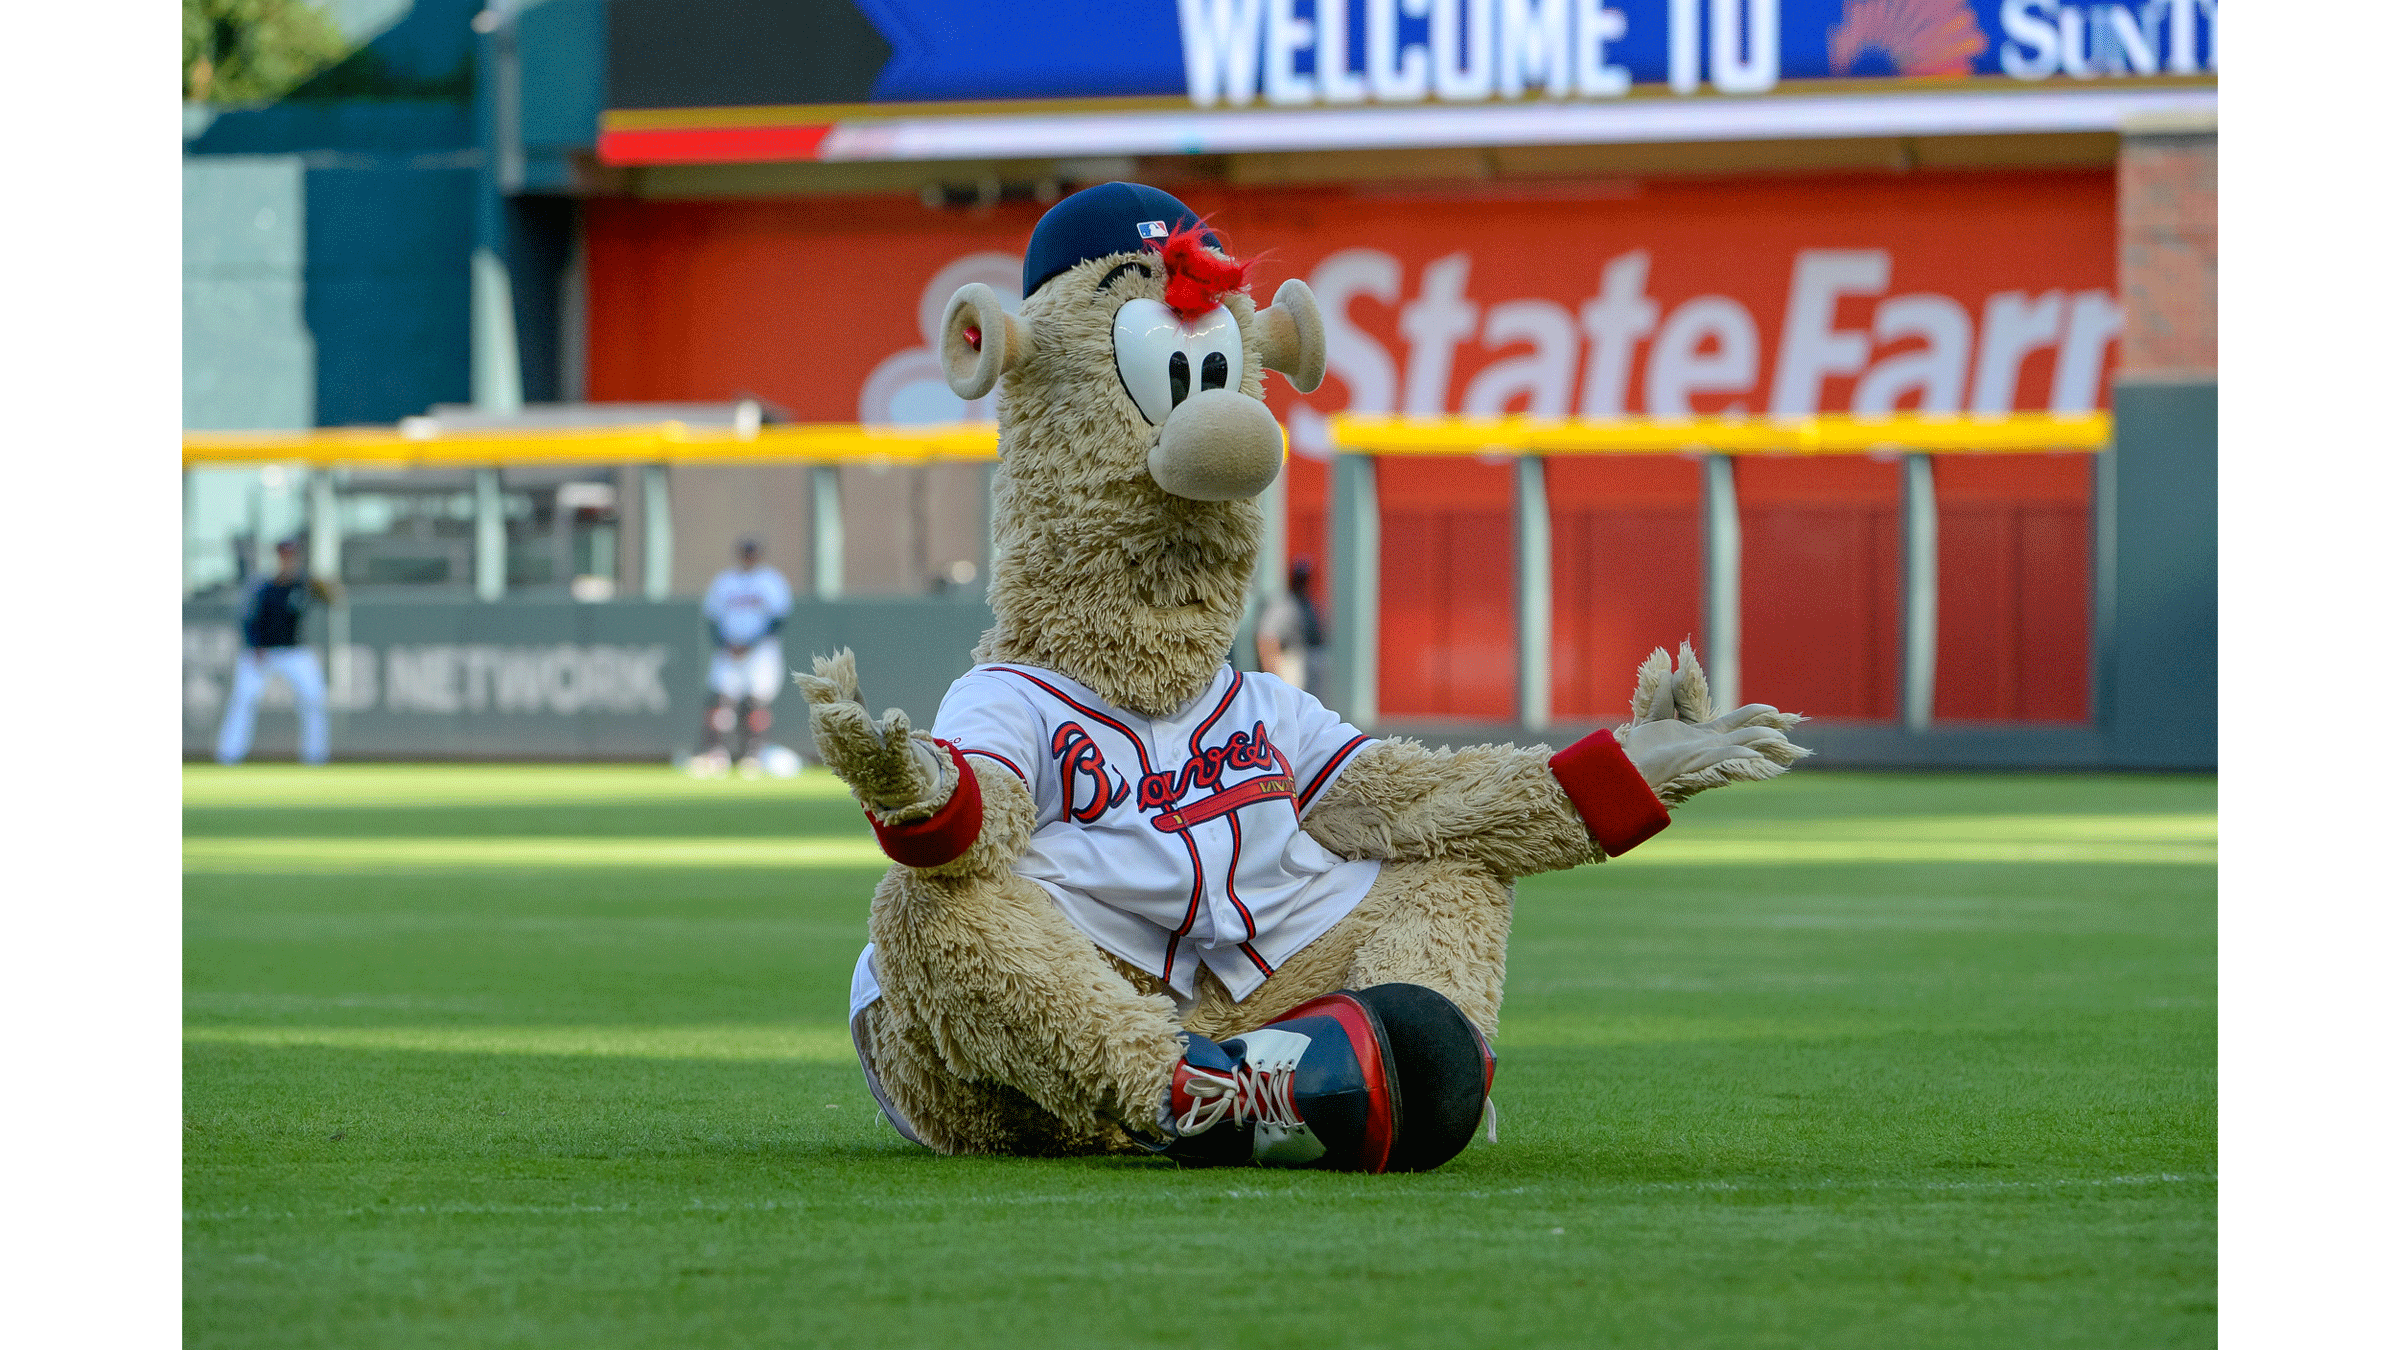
[[1326, 411, 2110, 456], [181, 422, 1003, 468], [182, 411, 2108, 468]]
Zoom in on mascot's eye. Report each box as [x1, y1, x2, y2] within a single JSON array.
[[1113, 297, 1246, 427], [1113, 298, 1182, 426], [1185, 307, 1242, 397]]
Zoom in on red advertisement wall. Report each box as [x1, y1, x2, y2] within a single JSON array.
[[587, 169, 2114, 723]]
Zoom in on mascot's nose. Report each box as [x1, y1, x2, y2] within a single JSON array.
[[1148, 388, 1285, 502]]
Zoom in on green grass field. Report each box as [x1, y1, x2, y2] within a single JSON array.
[[184, 764, 2215, 1349]]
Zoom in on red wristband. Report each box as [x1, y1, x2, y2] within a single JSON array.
[[1548, 728, 1671, 858], [866, 740, 985, 868]]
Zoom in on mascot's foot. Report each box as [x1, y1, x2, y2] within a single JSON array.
[[1157, 984, 1495, 1173], [1161, 992, 1399, 1171]]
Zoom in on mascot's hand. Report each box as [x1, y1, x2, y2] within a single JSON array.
[[1618, 642, 1811, 806], [795, 648, 952, 818]]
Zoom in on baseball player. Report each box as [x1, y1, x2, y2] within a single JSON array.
[[214, 537, 339, 765], [694, 537, 794, 777], [1253, 556, 1326, 693]]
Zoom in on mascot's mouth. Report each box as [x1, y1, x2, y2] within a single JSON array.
[[1126, 530, 1233, 613], [1132, 571, 1206, 612]]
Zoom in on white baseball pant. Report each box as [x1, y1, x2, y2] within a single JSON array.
[[215, 646, 329, 765], [708, 637, 786, 703]]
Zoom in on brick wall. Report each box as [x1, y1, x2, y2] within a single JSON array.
[[2118, 119, 2218, 380], [2101, 113, 2216, 769]]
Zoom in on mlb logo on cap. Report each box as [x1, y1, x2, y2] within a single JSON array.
[[1137, 221, 1170, 240]]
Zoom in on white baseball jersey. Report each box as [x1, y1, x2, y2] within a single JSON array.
[[917, 662, 1382, 1005], [702, 565, 793, 648]]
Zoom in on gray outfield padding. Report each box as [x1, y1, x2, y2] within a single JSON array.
[[184, 596, 996, 762], [2095, 380, 2216, 771]]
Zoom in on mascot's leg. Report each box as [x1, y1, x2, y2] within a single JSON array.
[[1140, 858, 1508, 1172], [854, 999, 1135, 1157], [1335, 859, 1512, 1036], [1170, 858, 1512, 1042], [864, 866, 1186, 1155]]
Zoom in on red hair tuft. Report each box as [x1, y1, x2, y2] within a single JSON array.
[[1149, 221, 1254, 322]]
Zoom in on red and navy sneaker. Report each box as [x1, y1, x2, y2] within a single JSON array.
[[1158, 992, 1402, 1172]]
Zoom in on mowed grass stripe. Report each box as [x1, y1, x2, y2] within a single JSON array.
[[180, 1010, 1950, 1059], [184, 834, 893, 870], [184, 1023, 860, 1062], [180, 762, 864, 808], [186, 1169, 2212, 1226], [182, 821, 2214, 872]]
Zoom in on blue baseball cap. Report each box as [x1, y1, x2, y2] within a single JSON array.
[[1022, 182, 1221, 300]]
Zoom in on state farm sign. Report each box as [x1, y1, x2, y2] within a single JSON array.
[[842, 172, 2117, 440], [586, 170, 2117, 432]]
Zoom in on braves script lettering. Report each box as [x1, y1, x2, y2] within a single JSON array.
[[1138, 723, 1282, 810], [1131, 723, 1299, 834]]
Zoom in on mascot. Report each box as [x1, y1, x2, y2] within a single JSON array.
[[804, 183, 1809, 1172]]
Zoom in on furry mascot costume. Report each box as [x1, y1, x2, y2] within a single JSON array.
[[806, 183, 1809, 1172]]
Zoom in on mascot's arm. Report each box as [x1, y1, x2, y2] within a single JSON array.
[[1301, 738, 1603, 881], [1302, 645, 1808, 881], [797, 650, 1035, 878]]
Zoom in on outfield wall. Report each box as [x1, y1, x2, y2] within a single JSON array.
[[183, 587, 2209, 769], [183, 597, 995, 761], [184, 410, 2212, 771]]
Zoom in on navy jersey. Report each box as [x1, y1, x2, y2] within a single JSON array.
[[241, 576, 313, 649]]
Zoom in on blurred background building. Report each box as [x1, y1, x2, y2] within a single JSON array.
[[182, 0, 2215, 765]]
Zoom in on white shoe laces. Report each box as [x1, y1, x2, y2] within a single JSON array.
[[1175, 1061, 1304, 1137]]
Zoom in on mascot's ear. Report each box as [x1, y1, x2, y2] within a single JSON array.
[[1256, 278, 1327, 394], [940, 283, 1029, 401]]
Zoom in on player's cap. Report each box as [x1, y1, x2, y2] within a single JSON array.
[[735, 535, 762, 555], [1022, 182, 1220, 300], [274, 536, 301, 553]]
